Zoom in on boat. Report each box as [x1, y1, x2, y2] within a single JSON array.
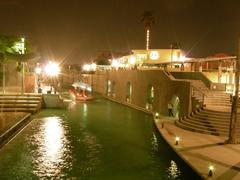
[[69, 81, 94, 102]]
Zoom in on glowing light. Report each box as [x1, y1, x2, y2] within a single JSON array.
[[208, 165, 214, 176], [226, 85, 232, 91], [91, 63, 97, 71], [209, 165, 214, 171], [129, 56, 136, 65], [35, 67, 42, 74], [44, 61, 60, 76], [111, 59, 120, 68], [175, 136, 180, 145], [180, 55, 187, 62], [150, 51, 159, 60], [83, 64, 91, 71], [146, 29, 150, 50], [172, 54, 178, 61], [83, 63, 97, 72]]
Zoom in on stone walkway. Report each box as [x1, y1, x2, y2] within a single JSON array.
[[155, 116, 240, 180], [0, 112, 28, 136]]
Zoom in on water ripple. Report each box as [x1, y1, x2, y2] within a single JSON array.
[[27, 116, 72, 178]]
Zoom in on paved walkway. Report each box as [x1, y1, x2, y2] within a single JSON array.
[[155, 116, 240, 180], [0, 112, 28, 136]]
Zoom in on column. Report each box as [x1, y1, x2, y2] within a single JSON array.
[[218, 61, 222, 83], [199, 62, 202, 72]]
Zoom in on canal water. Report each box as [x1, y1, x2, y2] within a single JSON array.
[[0, 96, 201, 179]]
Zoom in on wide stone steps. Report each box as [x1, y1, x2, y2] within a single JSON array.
[[195, 111, 231, 119], [0, 100, 40, 104], [183, 117, 232, 130], [0, 94, 42, 113], [0, 108, 37, 112], [188, 115, 230, 125], [176, 121, 226, 136], [177, 108, 240, 137], [204, 91, 232, 107]]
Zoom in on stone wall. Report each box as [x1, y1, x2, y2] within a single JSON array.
[[87, 69, 192, 117]]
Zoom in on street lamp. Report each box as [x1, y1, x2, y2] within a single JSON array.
[[21, 37, 25, 94], [44, 61, 60, 94]]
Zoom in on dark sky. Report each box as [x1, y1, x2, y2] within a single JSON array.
[[1, 0, 240, 63]]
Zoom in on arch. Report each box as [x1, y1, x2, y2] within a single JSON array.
[[170, 95, 180, 118], [112, 81, 116, 97], [106, 80, 111, 96], [145, 85, 154, 110], [126, 81, 132, 103]]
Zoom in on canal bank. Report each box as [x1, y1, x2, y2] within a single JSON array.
[[154, 118, 240, 180], [104, 95, 204, 179]]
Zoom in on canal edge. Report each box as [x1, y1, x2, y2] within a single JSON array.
[[0, 113, 32, 149], [153, 119, 206, 180], [103, 95, 204, 179]]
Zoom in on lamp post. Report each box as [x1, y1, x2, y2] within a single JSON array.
[[21, 38, 25, 94]]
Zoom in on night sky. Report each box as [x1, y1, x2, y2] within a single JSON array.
[[1, 0, 240, 63]]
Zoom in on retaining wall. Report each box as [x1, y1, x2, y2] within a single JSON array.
[[86, 69, 192, 117]]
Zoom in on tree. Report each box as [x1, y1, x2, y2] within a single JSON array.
[[141, 11, 155, 50], [227, 39, 240, 144], [0, 35, 36, 93]]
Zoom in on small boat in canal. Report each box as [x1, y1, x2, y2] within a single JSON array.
[[69, 81, 94, 102]]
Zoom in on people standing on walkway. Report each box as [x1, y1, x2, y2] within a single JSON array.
[[168, 103, 174, 117]]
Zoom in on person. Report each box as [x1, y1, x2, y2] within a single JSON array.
[[168, 103, 174, 117]]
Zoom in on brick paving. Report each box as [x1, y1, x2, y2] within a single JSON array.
[[155, 117, 240, 180]]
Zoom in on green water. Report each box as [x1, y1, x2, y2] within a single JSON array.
[[0, 96, 201, 179]]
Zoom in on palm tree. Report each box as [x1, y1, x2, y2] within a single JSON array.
[[141, 11, 155, 50]]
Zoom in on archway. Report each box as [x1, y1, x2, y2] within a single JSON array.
[[146, 85, 154, 110], [106, 80, 111, 96], [170, 95, 180, 118], [126, 81, 132, 103], [112, 81, 116, 97]]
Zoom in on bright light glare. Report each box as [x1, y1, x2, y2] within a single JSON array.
[[91, 63, 97, 71], [35, 67, 42, 74], [175, 136, 180, 141], [44, 61, 60, 76], [111, 59, 120, 68], [83, 64, 91, 71], [129, 56, 136, 65], [209, 165, 214, 171]]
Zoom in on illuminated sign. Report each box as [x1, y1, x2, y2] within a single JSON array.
[[150, 51, 159, 60]]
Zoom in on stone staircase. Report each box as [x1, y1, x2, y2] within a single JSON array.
[[0, 94, 42, 113], [175, 79, 240, 137], [176, 107, 240, 137], [204, 91, 231, 107]]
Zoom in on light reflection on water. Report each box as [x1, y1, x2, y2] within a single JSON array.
[[168, 160, 181, 179], [29, 116, 72, 178], [151, 132, 181, 179]]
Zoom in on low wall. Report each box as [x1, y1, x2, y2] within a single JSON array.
[[42, 94, 66, 108], [86, 69, 192, 117]]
